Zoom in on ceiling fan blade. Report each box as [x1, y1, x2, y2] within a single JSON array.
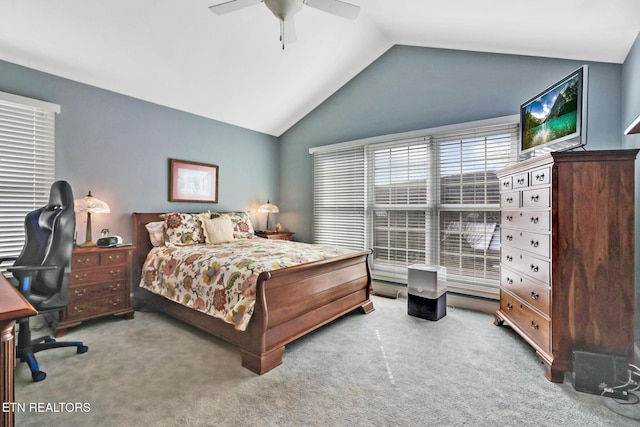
[[280, 18, 297, 46], [209, 0, 263, 15], [304, 0, 360, 19]]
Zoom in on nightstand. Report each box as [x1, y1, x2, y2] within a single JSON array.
[[56, 245, 135, 336], [255, 231, 295, 241]]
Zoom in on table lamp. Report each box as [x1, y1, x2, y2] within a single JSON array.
[[258, 200, 279, 232], [74, 191, 110, 247]]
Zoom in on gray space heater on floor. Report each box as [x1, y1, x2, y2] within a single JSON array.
[[407, 265, 447, 321]]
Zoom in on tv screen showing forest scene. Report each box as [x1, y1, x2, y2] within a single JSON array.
[[520, 67, 585, 153]]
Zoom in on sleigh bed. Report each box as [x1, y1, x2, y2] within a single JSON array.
[[132, 212, 374, 375]]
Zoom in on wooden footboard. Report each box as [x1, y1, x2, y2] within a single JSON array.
[[132, 212, 374, 374]]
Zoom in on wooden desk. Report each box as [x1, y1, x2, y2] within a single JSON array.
[[0, 275, 36, 427]]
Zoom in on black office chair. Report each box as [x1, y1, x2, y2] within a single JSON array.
[[0, 180, 88, 382]]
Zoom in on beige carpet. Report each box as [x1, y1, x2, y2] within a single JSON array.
[[13, 295, 639, 426]]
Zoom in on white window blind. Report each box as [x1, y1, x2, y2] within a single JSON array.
[[312, 146, 365, 250], [367, 139, 436, 281], [437, 124, 518, 291], [0, 91, 60, 262], [311, 117, 518, 296]]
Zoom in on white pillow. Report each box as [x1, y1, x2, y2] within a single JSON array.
[[202, 215, 235, 245], [145, 221, 165, 247]]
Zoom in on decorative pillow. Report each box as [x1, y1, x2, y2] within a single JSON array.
[[202, 215, 235, 245], [226, 211, 255, 239], [145, 221, 165, 247], [163, 213, 204, 245]]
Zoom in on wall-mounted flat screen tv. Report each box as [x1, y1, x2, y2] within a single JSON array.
[[520, 65, 588, 157]]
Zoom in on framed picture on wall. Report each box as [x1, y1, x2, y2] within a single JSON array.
[[169, 159, 218, 203]]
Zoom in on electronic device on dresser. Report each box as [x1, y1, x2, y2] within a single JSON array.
[[520, 66, 588, 159], [494, 150, 638, 382]]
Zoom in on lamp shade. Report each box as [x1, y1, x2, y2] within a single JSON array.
[[74, 191, 110, 214], [257, 201, 279, 214]]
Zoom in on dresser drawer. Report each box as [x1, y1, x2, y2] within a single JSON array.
[[500, 191, 520, 208], [500, 176, 513, 191], [70, 265, 127, 286], [501, 229, 550, 258], [72, 252, 100, 269], [500, 290, 550, 353], [522, 187, 550, 208], [500, 266, 550, 316], [501, 210, 550, 231], [65, 294, 127, 321], [501, 249, 550, 284], [530, 166, 551, 186], [100, 251, 127, 266], [69, 280, 126, 302], [513, 172, 529, 189]]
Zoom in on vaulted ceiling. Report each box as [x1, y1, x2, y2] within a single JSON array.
[[1, 0, 638, 136]]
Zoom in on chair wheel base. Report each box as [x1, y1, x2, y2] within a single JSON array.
[[32, 370, 46, 382]]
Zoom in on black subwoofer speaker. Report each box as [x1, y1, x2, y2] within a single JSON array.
[[572, 350, 628, 395]]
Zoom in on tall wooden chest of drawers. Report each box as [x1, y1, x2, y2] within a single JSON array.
[[494, 150, 637, 382], [56, 246, 135, 336]]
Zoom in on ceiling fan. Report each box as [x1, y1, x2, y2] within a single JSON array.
[[209, 0, 360, 49]]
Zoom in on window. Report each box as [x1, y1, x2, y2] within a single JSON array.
[[311, 117, 518, 296], [312, 146, 365, 250], [0, 91, 60, 265]]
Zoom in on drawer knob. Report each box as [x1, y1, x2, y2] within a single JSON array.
[[535, 173, 545, 181], [530, 320, 539, 330], [74, 290, 85, 297], [530, 291, 539, 300], [506, 255, 513, 262], [503, 181, 510, 187], [506, 235, 513, 241], [76, 258, 91, 264], [74, 273, 88, 281], [506, 303, 513, 310], [73, 306, 84, 313], [110, 283, 121, 291], [530, 264, 539, 273], [108, 255, 121, 262], [530, 216, 539, 224], [109, 269, 121, 276], [530, 194, 540, 202], [506, 215, 513, 221], [506, 277, 513, 285], [517, 178, 525, 184], [530, 240, 539, 248], [506, 197, 513, 203]]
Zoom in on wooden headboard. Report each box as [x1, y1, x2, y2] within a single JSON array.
[[132, 212, 165, 272]]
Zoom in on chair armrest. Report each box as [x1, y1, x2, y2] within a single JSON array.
[[6, 265, 58, 297], [0, 256, 18, 264]]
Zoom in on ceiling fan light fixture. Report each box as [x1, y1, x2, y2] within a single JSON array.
[[264, 0, 304, 21]]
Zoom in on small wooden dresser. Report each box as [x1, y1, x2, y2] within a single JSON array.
[[56, 245, 135, 335], [495, 150, 637, 382]]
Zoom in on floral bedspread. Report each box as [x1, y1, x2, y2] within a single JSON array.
[[139, 238, 357, 331]]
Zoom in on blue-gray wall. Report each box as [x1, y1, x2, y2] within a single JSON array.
[[0, 60, 280, 243], [279, 45, 625, 242]]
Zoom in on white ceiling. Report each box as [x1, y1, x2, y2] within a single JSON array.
[[0, 0, 639, 136]]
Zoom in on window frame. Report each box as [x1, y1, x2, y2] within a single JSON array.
[[310, 115, 519, 297], [0, 91, 60, 266]]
